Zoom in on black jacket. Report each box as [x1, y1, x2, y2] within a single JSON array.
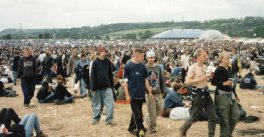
[[17, 55, 37, 79], [91, 57, 114, 90], [53, 84, 72, 100]]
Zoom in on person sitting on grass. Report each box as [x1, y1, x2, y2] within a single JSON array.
[[36, 80, 54, 103], [0, 108, 47, 137], [53, 75, 74, 105], [0, 81, 18, 97], [163, 83, 190, 109]]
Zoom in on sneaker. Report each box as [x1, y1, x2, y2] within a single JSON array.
[[91, 120, 99, 125], [128, 129, 138, 136], [36, 131, 48, 137], [149, 130, 156, 134], [24, 104, 29, 107], [138, 129, 145, 137], [106, 121, 116, 126]]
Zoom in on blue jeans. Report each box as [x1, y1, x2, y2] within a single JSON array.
[[79, 78, 86, 96], [38, 92, 54, 103], [19, 113, 41, 137], [92, 88, 115, 123], [21, 78, 36, 105], [12, 71, 17, 85]]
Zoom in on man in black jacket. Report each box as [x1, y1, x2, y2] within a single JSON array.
[[17, 48, 37, 107], [12, 51, 20, 85], [91, 47, 115, 126], [42, 49, 53, 83]]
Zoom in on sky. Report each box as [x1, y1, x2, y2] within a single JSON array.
[[0, 0, 264, 31]]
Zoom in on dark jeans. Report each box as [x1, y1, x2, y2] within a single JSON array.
[[0, 108, 21, 129], [21, 78, 36, 105], [181, 68, 188, 83], [43, 70, 52, 83], [181, 93, 218, 137], [38, 93, 54, 103], [128, 99, 145, 132]]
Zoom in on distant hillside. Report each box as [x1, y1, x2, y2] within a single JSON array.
[[1, 16, 264, 40]]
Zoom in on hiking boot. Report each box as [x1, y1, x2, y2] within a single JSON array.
[[106, 121, 116, 126], [91, 120, 99, 125], [138, 129, 145, 137], [36, 131, 48, 137]]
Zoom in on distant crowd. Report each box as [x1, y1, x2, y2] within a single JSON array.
[[1, 39, 264, 137]]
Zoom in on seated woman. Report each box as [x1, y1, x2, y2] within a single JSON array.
[[0, 81, 17, 97], [53, 75, 74, 105], [36, 81, 54, 103], [0, 108, 47, 137]]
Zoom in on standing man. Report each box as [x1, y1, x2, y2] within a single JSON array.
[[180, 50, 218, 137], [90, 47, 115, 126], [12, 51, 20, 85], [145, 50, 165, 134], [17, 48, 37, 107], [124, 48, 153, 137], [181, 50, 190, 83], [42, 49, 54, 83]]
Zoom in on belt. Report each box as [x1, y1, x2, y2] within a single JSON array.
[[218, 89, 232, 95], [217, 89, 236, 104], [192, 87, 210, 98]]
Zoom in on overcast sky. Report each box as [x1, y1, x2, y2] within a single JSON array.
[[0, 0, 263, 31]]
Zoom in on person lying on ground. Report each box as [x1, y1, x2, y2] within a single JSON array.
[[0, 108, 47, 137]]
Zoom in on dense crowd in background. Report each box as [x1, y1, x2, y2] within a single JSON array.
[[1, 39, 264, 137]]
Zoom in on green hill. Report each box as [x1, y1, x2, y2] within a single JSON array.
[[1, 16, 264, 40]]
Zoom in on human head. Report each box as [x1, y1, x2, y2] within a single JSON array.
[[196, 49, 208, 64], [133, 48, 145, 63], [97, 47, 107, 58], [146, 50, 156, 64], [81, 53, 86, 61], [218, 51, 230, 66], [57, 75, 64, 84], [23, 48, 32, 57], [173, 83, 188, 94]]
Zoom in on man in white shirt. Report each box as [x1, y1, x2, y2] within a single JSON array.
[[181, 50, 190, 83]]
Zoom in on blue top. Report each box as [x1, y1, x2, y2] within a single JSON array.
[[124, 61, 148, 99], [164, 89, 184, 109]]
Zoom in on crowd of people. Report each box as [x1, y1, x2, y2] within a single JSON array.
[[1, 39, 264, 137]]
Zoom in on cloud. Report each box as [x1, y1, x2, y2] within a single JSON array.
[[0, 0, 263, 30]]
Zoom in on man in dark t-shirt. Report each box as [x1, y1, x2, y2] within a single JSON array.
[[124, 48, 153, 137]]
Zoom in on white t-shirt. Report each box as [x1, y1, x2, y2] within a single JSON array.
[[181, 54, 190, 69]]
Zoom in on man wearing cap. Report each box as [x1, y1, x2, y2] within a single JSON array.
[[145, 50, 165, 134], [90, 47, 115, 126]]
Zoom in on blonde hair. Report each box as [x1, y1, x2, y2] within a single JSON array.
[[217, 51, 230, 64], [23, 47, 32, 55]]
